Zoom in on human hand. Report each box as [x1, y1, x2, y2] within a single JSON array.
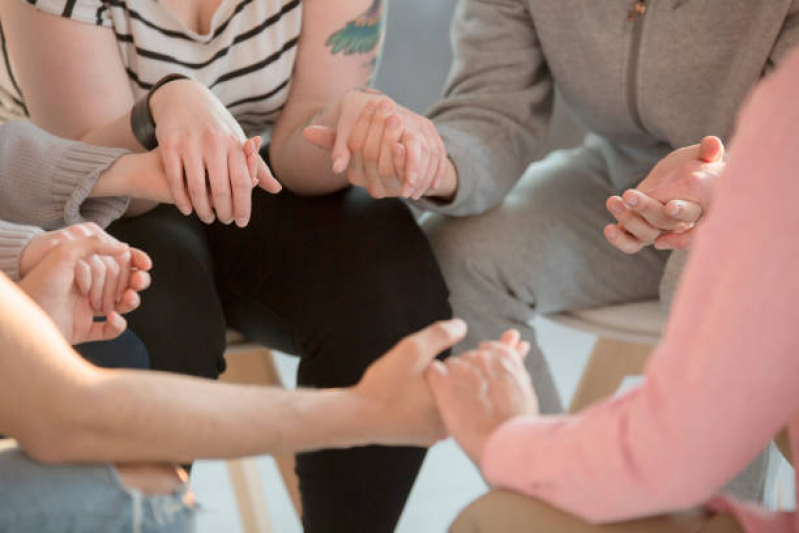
[[426, 330, 537, 464], [149, 78, 281, 226], [605, 136, 725, 253], [96, 137, 268, 209], [303, 90, 456, 200], [18, 225, 152, 344], [354, 318, 467, 447]]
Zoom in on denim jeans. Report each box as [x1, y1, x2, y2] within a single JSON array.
[[0, 446, 195, 533]]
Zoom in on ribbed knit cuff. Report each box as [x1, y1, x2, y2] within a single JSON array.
[[52, 143, 131, 228], [0, 222, 43, 281]]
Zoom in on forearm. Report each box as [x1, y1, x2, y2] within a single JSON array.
[[53, 371, 377, 463], [270, 102, 350, 195]]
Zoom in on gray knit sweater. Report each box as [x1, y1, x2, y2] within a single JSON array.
[[419, 0, 799, 216], [0, 121, 130, 281]]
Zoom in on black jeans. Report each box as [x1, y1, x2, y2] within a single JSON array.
[[107, 186, 452, 532], [75, 330, 150, 370]]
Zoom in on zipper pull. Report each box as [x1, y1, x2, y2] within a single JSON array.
[[627, 1, 647, 22]]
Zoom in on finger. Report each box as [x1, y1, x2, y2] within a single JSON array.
[[75, 259, 92, 296], [184, 146, 214, 223], [88, 254, 106, 312], [128, 270, 151, 292], [86, 312, 127, 343], [128, 248, 153, 272], [363, 101, 393, 198], [332, 99, 365, 174], [228, 148, 253, 227], [698, 136, 724, 163], [115, 289, 142, 315], [101, 255, 120, 314], [622, 190, 687, 231], [604, 224, 646, 254], [665, 200, 702, 224], [244, 140, 259, 186], [419, 120, 444, 198], [206, 147, 233, 224], [113, 250, 131, 303], [606, 196, 660, 244], [161, 149, 193, 215], [393, 144, 409, 196], [256, 155, 281, 194], [518, 341, 531, 360], [303, 125, 337, 150], [379, 115, 403, 178], [411, 142, 438, 200], [499, 330, 521, 347], [402, 131, 422, 196], [347, 102, 377, 182], [654, 230, 696, 251], [401, 318, 468, 371]]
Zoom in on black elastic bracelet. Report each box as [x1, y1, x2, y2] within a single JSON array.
[[130, 73, 190, 150]]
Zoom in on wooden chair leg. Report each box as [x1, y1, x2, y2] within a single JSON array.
[[569, 338, 653, 413], [775, 428, 793, 466], [220, 346, 303, 520], [228, 457, 272, 533]]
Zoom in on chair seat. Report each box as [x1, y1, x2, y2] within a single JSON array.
[[545, 300, 666, 345]]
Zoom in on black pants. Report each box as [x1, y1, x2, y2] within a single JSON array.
[[75, 330, 150, 370], [107, 187, 452, 532]]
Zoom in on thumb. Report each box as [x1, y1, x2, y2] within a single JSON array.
[[425, 360, 449, 389], [698, 136, 724, 163], [302, 125, 337, 150], [65, 235, 128, 263], [404, 318, 467, 370]]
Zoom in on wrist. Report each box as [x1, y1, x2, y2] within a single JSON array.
[[92, 153, 138, 198]]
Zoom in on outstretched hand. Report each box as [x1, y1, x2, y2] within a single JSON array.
[[426, 330, 538, 464], [605, 136, 725, 253], [355, 318, 468, 447]]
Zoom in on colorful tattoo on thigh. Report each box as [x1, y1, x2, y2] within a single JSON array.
[[326, 0, 385, 66]]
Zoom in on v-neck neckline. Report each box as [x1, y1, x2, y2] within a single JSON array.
[[154, 0, 238, 43]]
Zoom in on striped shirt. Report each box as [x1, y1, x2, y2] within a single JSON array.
[[0, 0, 303, 137]]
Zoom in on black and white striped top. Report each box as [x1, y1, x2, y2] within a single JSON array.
[[0, 0, 303, 137]]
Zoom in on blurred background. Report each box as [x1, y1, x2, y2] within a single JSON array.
[[190, 1, 794, 531]]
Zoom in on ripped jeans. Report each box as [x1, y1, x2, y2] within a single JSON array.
[[0, 445, 195, 533]]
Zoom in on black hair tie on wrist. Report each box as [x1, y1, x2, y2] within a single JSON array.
[[130, 73, 190, 150]]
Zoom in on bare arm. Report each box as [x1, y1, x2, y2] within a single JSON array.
[[269, 0, 385, 194]]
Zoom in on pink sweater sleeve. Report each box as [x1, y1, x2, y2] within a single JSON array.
[[481, 48, 799, 524]]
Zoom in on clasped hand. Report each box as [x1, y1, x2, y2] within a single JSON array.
[[303, 89, 456, 200], [605, 136, 725, 253]]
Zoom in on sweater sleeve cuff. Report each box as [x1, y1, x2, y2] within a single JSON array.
[[52, 143, 132, 228], [481, 415, 565, 491], [0, 222, 43, 281]]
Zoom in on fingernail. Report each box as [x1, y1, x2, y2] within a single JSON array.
[[380, 100, 393, 112], [608, 228, 619, 239], [669, 204, 681, 216], [609, 202, 624, 214], [387, 116, 401, 129], [333, 157, 345, 173], [625, 193, 639, 207], [236, 218, 248, 227]]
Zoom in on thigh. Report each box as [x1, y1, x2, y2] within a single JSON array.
[[451, 491, 743, 533], [0, 446, 194, 533], [426, 145, 670, 316], [209, 186, 452, 386], [108, 205, 227, 378], [75, 330, 150, 370]]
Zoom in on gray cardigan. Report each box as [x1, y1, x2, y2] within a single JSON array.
[[419, 0, 799, 216], [0, 121, 130, 280]]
